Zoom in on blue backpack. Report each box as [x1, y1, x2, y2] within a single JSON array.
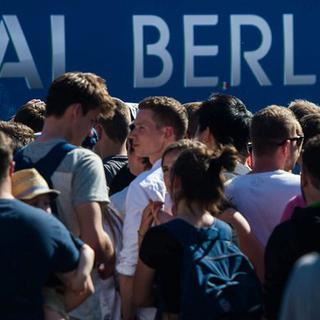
[[13, 141, 76, 215], [164, 218, 263, 320]]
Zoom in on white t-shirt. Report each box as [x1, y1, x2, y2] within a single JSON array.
[[225, 170, 300, 247]]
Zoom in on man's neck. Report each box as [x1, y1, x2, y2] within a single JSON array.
[[37, 117, 72, 143], [149, 140, 175, 165], [97, 141, 127, 160], [252, 156, 286, 173], [0, 179, 14, 200], [149, 155, 161, 165]]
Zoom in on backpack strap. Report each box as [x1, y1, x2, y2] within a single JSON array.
[[14, 141, 77, 215], [15, 142, 76, 184], [14, 146, 34, 171], [33, 142, 76, 186]]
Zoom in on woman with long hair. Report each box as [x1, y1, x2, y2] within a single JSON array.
[[133, 143, 261, 320]]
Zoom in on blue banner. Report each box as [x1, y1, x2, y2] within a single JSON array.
[[0, 0, 319, 119]]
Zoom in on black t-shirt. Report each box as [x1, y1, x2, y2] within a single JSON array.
[[264, 205, 320, 319], [103, 155, 134, 195], [139, 224, 183, 314], [0, 199, 80, 320], [109, 164, 135, 195]]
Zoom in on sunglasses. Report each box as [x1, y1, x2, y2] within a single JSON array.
[[277, 135, 304, 147], [247, 135, 304, 153]]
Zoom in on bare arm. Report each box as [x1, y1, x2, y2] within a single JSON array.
[[67, 244, 95, 293], [75, 202, 115, 279], [219, 208, 265, 281], [63, 274, 95, 312], [133, 259, 155, 307], [119, 275, 136, 320], [119, 202, 156, 320], [57, 244, 95, 311]]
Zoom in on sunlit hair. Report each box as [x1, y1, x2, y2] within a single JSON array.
[[138, 96, 188, 140], [161, 139, 203, 165], [0, 121, 34, 154], [14, 99, 46, 132], [251, 105, 302, 157], [46, 72, 115, 118], [288, 99, 320, 123], [171, 144, 238, 215]]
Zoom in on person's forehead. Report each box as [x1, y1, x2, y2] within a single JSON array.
[[135, 109, 156, 125]]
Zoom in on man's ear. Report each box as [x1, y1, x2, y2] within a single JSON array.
[[200, 127, 217, 150], [9, 160, 15, 177], [67, 103, 82, 120], [164, 127, 175, 139], [279, 140, 290, 157]]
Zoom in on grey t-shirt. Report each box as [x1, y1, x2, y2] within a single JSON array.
[[21, 138, 109, 236]]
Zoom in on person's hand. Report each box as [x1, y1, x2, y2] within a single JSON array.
[[138, 201, 156, 238], [151, 201, 163, 225]]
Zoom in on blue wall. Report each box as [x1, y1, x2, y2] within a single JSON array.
[[0, 0, 319, 119]]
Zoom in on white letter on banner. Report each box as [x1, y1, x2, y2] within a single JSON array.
[[231, 15, 272, 86], [184, 15, 219, 87], [0, 15, 42, 88], [133, 15, 173, 88], [283, 14, 316, 85], [51, 15, 66, 80]]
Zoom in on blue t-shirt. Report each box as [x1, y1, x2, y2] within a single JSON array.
[[0, 199, 80, 320]]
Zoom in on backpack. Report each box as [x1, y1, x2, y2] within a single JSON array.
[[13, 141, 77, 215], [164, 218, 263, 320]]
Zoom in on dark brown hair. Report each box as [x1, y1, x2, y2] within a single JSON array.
[[171, 144, 238, 215], [302, 135, 320, 190], [98, 98, 131, 144], [46, 72, 115, 118], [300, 113, 320, 146], [14, 100, 46, 132], [183, 102, 201, 139], [0, 132, 13, 181]]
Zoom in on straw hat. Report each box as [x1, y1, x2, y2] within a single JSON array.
[[12, 168, 60, 200]]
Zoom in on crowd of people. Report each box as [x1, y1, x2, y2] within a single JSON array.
[[1, 71, 320, 320]]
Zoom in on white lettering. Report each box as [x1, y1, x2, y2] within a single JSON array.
[[133, 15, 173, 87], [283, 14, 316, 85], [51, 15, 66, 80], [231, 15, 272, 86], [0, 15, 42, 88], [184, 15, 219, 87]]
